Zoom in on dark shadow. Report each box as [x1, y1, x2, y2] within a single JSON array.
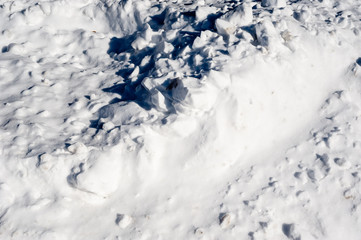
[[89, 120, 99, 129], [181, 10, 196, 18], [356, 57, 361, 66], [108, 34, 137, 55], [103, 82, 152, 110], [109, 97, 122, 104], [1, 46, 8, 53], [171, 31, 200, 59], [149, 8, 167, 31], [198, 12, 223, 32]]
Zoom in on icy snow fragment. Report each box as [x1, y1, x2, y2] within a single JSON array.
[[67, 142, 88, 155], [165, 29, 178, 41], [70, 98, 86, 110], [129, 66, 140, 80], [163, 41, 174, 54], [261, 0, 286, 8], [102, 121, 115, 131], [215, 19, 236, 38], [4, 43, 25, 54], [196, 6, 217, 21], [194, 228, 205, 236], [140, 55, 151, 67], [282, 223, 301, 240], [111, 102, 149, 125], [293, 8, 311, 23], [334, 157, 349, 167], [169, 80, 188, 103], [151, 91, 168, 111], [115, 214, 133, 228], [281, 30, 294, 42], [25, 5, 46, 25], [219, 212, 232, 229], [194, 54, 203, 66], [241, 30, 254, 42], [221, 3, 253, 27], [37, 110, 50, 117], [327, 134, 347, 152], [255, 19, 282, 51], [131, 37, 148, 50], [98, 105, 115, 119], [181, 82, 218, 112], [192, 36, 206, 49], [36, 153, 53, 170], [39, 2, 52, 15], [143, 23, 154, 41], [141, 77, 156, 91], [343, 188, 356, 200], [306, 167, 326, 181]]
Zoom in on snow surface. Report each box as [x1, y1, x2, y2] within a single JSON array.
[[1, 0, 361, 239]]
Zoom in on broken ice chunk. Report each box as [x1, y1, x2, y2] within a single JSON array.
[[131, 37, 148, 50], [196, 6, 218, 22], [215, 19, 236, 38], [222, 3, 253, 27], [115, 214, 133, 228], [255, 19, 283, 51], [151, 91, 168, 111], [67, 142, 88, 155], [282, 223, 301, 240], [262, 0, 286, 8], [219, 212, 232, 229]]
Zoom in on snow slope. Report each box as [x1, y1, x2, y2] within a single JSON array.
[[0, 0, 361, 239]]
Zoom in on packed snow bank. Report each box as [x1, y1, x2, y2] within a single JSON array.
[[1, 0, 361, 239]]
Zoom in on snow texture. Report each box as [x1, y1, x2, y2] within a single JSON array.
[[0, 0, 361, 239]]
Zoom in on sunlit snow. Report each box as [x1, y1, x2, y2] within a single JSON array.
[[0, 0, 361, 239]]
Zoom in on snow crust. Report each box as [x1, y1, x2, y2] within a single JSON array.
[[1, 0, 361, 239]]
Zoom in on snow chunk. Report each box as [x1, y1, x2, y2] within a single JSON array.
[[194, 228, 205, 236], [98, 102, 149, 126], [255, 19, 282, 51], [196, 6, 217, 22], [261, 0, 286, 8], [282, 223, 301, 240], [131, 24, 156, 50], [131, 37, 148, 51], [102, 121, 115, 131], [163, 41, 174, 54], [67, 142, 88, 155], [222, 3, 253, 27], [215, 19, 237, 38], [215, 3, 253, 39], [4, 43, 26, 54], [98, 105, 115, 119], [129, 66, 140, 80], [115, 214, 133, 228], [151, 91, 168, 111], [181, 82, 218, 112], [219, 212, 232, 229]]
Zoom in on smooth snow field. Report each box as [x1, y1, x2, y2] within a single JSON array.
[[1, 0, 361, 239]]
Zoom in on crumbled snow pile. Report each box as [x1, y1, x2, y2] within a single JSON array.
[[1, 0, 361, 239]]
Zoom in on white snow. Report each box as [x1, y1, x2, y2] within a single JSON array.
[[1, 0, 361, 239]]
